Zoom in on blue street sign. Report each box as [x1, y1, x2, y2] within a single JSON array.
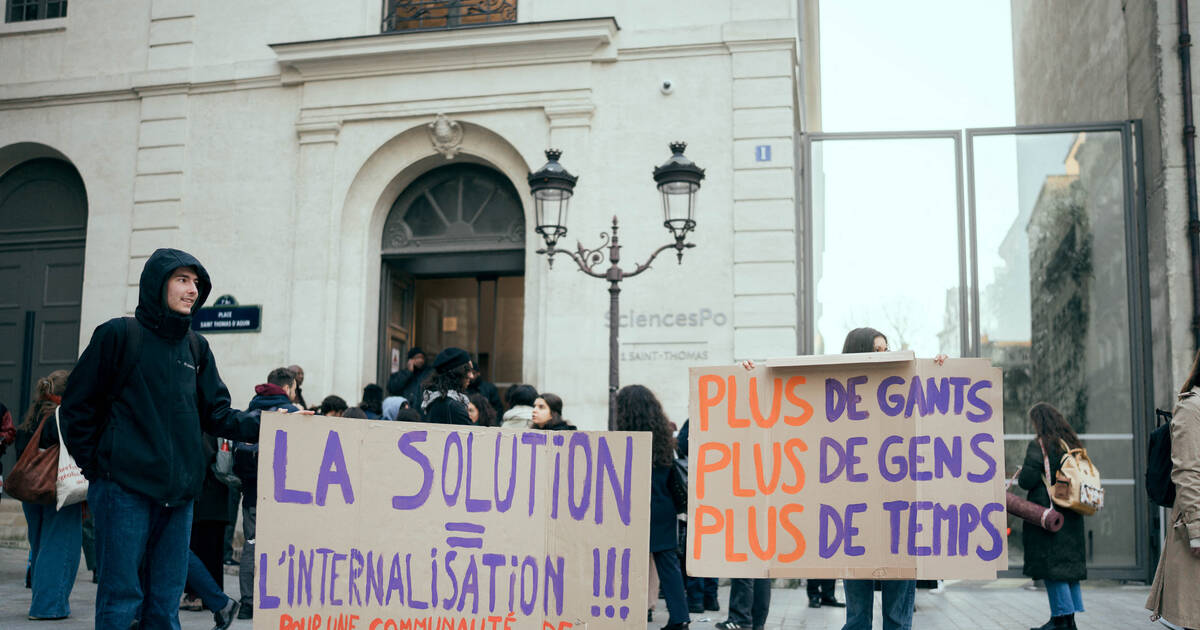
[[192, 304, 262, 333], [755, 145, 772, 162]]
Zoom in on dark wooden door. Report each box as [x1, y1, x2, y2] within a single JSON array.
[[0, 158, 87, 473]]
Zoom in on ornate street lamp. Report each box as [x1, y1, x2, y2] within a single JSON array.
[[528, 143, 705, 428]]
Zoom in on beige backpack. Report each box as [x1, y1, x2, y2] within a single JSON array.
[[1040, 438, 1105, 515]]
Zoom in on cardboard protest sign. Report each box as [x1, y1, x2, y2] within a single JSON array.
[[686, 353, 1006, 580], [254, 413, 651, 630]]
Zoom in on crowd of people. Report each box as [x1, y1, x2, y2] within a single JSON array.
[[0, 248, 1197, 630]]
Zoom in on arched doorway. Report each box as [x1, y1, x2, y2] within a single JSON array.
[[0, 157, 87, 459], [378, 163, 525, 393]]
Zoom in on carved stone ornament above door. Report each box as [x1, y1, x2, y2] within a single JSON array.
[[428, 114, 464, 159]]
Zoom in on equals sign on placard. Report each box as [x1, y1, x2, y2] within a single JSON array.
[[445, 522, 485, 548]]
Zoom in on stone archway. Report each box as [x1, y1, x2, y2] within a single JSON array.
[[325, 119, 540, 399], [0, 154, 88, 469]]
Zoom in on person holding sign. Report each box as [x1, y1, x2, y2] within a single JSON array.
[[615, 385, 691, 630], [1017, 403, 1087, 630], [60, 248, 306, 630], [838, 327, 945, 630]]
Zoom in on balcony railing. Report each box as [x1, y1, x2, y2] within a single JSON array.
[[382, 0, 516, 33]]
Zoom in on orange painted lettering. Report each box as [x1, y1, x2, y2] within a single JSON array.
[[754, 442, 782, 494], [784, 376, 813, 426], [727, 376, 750, 428], [778, 504, 806, 562], [725, 509, 748, 561], [695, 442, 731, 500], [693, 505, 723, 559], [748, 505, 777, 560], [781, 439, 807, 493], [749, 377, 783, 428], [697, 374, 725, 431], [730, 443, 754, 497]]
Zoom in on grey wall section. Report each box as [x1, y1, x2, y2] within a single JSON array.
[[1011, 0, 1179, 411]]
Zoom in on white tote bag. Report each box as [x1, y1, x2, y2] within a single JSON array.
[[54, 407, 88, 510]]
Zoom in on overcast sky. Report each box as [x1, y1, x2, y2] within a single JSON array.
[[814, 1, 1019, 356]]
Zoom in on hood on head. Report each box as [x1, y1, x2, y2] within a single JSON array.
[[135, 248, 211, 338]]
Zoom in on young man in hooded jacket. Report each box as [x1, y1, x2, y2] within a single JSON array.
[[61, 248, 279, 630], [233, 366, 302, 619]]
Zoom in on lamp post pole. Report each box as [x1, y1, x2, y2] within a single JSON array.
[[537, 216, 695, 428], [529, 143, 704, 429]]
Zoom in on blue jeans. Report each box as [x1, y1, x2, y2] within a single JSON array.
[[727, 578, 771, 627], [89, 479, 193, 630], [842, 579, 915, 630], [186, 549, 230, 612], [652, 550, 690, 625], [22, 501, 83, 618], [1043, 579, 1084, 616]]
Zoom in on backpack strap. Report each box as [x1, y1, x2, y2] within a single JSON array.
[[186, 330, 204, 375], [106, 317, 143, 404]]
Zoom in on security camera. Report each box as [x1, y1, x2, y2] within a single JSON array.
[[660, 79, 674, 95]]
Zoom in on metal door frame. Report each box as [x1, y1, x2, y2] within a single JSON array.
[[802, 121, 1153, 581]]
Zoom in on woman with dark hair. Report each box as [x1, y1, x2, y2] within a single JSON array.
[[532, 393, 575, 431], [467, 394, 498, 427], [614, 384, 688, 630], [1018, 402, 1087, 630], [15, 369, 82, 620], [421, 348, 473, 425], [358, 384, 383, 419], [836, 327, 944, 630], [501, 384, 538, 428], [319, 395, 348, 417], [1147, 349, 1200, 630]]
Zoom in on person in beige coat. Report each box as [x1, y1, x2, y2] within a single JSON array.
[[1147, 351, 1200, 630]]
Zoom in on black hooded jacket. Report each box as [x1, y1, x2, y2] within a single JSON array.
[[61, 248, 261, 506]]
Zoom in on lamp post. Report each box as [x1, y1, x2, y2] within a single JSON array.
[[527, 142, 705, 428]]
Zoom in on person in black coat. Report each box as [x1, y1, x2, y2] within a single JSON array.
[[614, 384, 689, 630], [60, 248, 272, 630], [393, 347, 433, 408], [233, 367, 302, 619], [1017, 402, 1087, 630], [420, 348, 474, 425]]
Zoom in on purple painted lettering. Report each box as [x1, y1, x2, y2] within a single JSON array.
[[908, 435, 932, 481], [315, 430, 355, 506], [907, 501, 933, 556], [966, 380, 993, 422], [273, 429, 313, 504], [877, 376, 906, 416], [393, 432, 433, 510], [882, 500, 908, 553], [568, 433, 593, 521], [967, 433, 996, 483], [595, 436, 632, 525], [878, 435, 906, 482]]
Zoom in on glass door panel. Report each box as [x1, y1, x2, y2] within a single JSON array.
[[811, 136, 964, 356], [970, 128, 1139, 570]]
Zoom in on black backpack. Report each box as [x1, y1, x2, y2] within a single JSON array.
[[110, 317, 203, 397], [1146, 408, 1176, 508]]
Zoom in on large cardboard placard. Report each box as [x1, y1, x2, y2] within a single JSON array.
[[686, 354, 1007, 579], [254, 413, 651, 630]]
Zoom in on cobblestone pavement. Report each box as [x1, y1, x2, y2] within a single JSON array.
[[0, 545, 1163, 630]]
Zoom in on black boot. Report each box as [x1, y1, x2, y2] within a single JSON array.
[[1063, 614, 1076, 629], [1030, 617, 1062, 630]]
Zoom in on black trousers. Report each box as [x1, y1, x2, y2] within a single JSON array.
[[727, 578, 771, 627], [188, 520, 226, 591], [806, 579, 835, 600]]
